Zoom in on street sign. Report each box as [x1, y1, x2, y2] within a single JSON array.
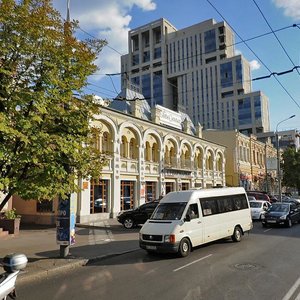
[[266, 157, 277, 170]]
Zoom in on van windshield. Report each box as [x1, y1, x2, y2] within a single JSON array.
[[151, 202, 187, 220]]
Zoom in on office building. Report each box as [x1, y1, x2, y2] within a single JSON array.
[[121, 18, 270, 135]]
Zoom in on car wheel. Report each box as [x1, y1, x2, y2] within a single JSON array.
[[286, 218, 292, 228], [123, 218, 134, 229], [231, 226, 242, 242], [178, 238, 191, 257], [262, 222, 267, 228]]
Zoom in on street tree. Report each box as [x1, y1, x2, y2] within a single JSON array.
[[0, 0, 107, 210], [281, 147, 300, 195]]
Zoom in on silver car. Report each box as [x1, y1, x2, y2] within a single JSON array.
[[249, 200, 271, 220]]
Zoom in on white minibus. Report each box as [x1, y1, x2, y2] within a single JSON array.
[[139, 187, 253, 257]]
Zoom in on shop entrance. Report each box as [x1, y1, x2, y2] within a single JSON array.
[[90, 179, 108, 213], [165, 182, 174, 194], [146, 181, 156, 202], [121, 181, 135, 210], [181, 182, 189, 190]]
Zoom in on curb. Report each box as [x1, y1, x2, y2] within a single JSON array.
[[17, 247, 140, 286]]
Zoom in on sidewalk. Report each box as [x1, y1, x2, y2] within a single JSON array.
[[0, 219, 140, 285]]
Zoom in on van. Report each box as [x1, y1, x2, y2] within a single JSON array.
[[139, 187, 252, 257]]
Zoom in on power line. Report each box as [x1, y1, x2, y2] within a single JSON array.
[[205, 0, 300, 110], [252, 0, 300, 77]]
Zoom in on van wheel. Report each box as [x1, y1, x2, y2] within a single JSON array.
[[123, 218, 134, 229], [178, 238, 191, 257], [232, 226, 242, 242]]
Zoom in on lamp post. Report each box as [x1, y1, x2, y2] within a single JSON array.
[[276, 115, 296, 202]]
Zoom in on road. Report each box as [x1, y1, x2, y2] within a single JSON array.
[[18, 222, 300, 300]]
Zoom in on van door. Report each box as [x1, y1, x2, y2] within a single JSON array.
[[183, 203, 203, 247]]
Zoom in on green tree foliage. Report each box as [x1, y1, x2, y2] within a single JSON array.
[[281, 147, 300, 194], [0, 0, 107, 210]]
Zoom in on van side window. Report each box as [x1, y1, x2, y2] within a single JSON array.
[[200, 194, 248, 216], [187, 204, 199, 219]]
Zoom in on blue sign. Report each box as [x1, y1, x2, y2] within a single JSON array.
[[56, 196, 75, 245]]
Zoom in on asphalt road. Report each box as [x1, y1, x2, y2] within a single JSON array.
[[18, 222, 300, 300]]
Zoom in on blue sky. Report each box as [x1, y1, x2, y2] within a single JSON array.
[[53, 0, 300, 132]]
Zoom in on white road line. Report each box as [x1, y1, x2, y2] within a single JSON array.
[[282, 277, 300, 300], [263, 228, 272, 233], [173, 254, 212, 272]]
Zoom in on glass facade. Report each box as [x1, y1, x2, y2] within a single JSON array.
[[154, 47, 161, 59], [142, 74, 151, 104], [254, 95, 261, 119], [238, 98, 252, 125], [204, 29, 216, 53], [153, 71, 163, 105], [132, 54, 139, 66], [236, 59, 243, 83], [220, 62, 233, 88], [143, 50, 150, 63]]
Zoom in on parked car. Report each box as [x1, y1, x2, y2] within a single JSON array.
[[261, 202, 300, 227], [247, 195, 256, 202], [249, 200, 271, 220], [247, 191, 271, 202], [117, 201, 159, 229]]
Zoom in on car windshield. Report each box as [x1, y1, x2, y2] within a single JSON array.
[[151, 202, 187, 220], [250, 202, 262, 208], [269, 204, 289, 212]]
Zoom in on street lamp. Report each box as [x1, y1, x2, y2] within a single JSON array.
[[276, 114, 296, 202]]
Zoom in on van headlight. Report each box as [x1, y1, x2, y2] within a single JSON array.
[[280, 215, 287, 220]]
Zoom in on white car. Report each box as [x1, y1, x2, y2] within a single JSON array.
[[247, 196, 256, 202], [249, 200, 271, 220]]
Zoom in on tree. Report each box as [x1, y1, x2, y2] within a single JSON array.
[[281, 147, 300, 195], [0, 0, 107, 210]]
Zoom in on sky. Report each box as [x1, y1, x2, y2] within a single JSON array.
[[52, 0, 300, 132]]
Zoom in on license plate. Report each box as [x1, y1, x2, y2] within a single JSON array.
[[146, 245, 157, 250], [267, 220, 276, 223]]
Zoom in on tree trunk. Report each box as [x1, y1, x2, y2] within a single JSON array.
[[0, 192, 12, 212]]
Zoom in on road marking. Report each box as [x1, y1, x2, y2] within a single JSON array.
[[263, 228, 272, 233], [173, 254, 212, 272], [282, 277, 300, 300]]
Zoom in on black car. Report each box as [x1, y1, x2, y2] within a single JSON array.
[[117, 201, 159, 229], [261, 202, 300, 228]]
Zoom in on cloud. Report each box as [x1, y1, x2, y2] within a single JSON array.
[[234, 49, 242, 56], [249, 60, 261, 71], [273, 0, 300, 20], [53, 0, 157, 77]]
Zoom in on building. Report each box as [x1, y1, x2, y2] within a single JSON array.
[[13, 98, 226, 224], [203, 129, 277, 193], [257, 129, 300, 151], [121, 18, 270, 135]]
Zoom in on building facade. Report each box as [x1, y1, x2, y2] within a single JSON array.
[[203, 129, 277, 193], [13, 101, 226, 224], [121, 18, 270, 135], [257, 129, 300, 151]]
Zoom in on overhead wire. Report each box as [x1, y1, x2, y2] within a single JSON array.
[[205, 0, 300, 110], [251, 0, 300, 77]]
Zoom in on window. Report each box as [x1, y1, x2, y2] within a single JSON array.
[[132, 54, 139, 66], [204, 29, 216, 53], [154, 47, 161, 59], [187, 204, 199, 219], [200, 194, 248, 216], [238, 98, 252, 125], [143, 50, 150, 63], [37, 200, 53, 213], [220, 62, 233, 88]]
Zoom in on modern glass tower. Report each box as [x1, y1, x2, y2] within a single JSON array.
[[121, 18, 270, 135]]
